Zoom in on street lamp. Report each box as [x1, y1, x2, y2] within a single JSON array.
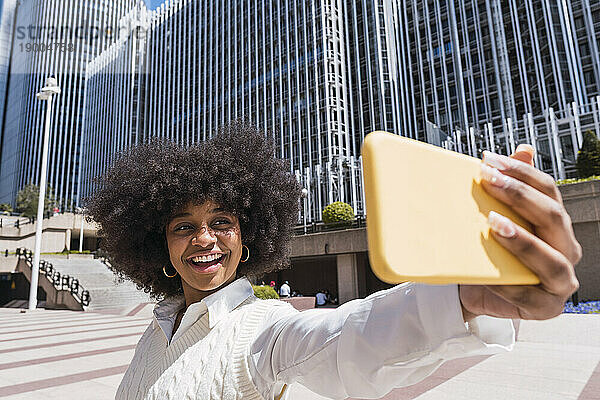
[[301, 188, 308, 234], [75, 207, 86, 252], [28, 76, 61, 311]]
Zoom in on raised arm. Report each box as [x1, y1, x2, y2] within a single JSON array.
[[249, 284, 514, 399]]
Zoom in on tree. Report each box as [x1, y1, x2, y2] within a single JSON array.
[[0, 203, 12, 213], [576, 131, 600, 178], [16, 184, 57, 218]]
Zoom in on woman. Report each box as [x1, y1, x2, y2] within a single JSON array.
[[87, 122, 580, 400]]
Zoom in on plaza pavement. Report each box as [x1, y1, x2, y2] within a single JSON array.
[[0, 307, 598, 399]]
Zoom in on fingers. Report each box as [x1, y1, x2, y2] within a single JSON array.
[[510, 144, 535, 167], [488, 211, 579, 298], [481, 165, 560, 227], [480, 164, 581, 265], [483, 151, 561, 202]]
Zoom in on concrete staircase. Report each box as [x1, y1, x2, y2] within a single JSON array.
[[43, 256, 154, 314]]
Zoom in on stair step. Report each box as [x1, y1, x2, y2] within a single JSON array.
[[39, 257, 154, 314]]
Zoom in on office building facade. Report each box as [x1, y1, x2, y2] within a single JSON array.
[[0, 0, 18, 151], [80, 0, 600, 222], [390, 0, 600, 173], [0, 0, 137, 209], [82, 0, 363, 221]]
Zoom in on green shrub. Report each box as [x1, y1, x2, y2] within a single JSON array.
[[253, 285, 279, 299], [576, 131, 600, 178], [322, 201, 354, 225], [0, 203, 12, 213]]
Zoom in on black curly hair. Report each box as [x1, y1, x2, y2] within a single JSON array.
[[86, 122, 301, 298]]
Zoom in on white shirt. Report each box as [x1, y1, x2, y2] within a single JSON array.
[[315, 292, 327, 306], [151, 278, 514, 399], [279, 283, 291, 297]]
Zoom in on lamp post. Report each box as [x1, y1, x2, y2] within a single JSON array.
[[28, 76, 61, 311], [301, 188, 308, 234], [75, 207, 85, 252]]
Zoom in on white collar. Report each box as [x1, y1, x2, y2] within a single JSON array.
[[153, 277, 255, 342]]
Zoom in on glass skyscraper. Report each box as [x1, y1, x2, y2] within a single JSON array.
[[393, 0, 599, 132], [0, 0, 18, 151], [82, 0, 363, 221], [0, 0, 137, 208], [81, 0, 600, 222], [387, 0, 600, 177]]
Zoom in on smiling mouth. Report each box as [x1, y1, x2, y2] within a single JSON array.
[[186, 254, 225, 272]]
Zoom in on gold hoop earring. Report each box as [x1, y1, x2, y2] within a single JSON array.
[[240, 244, 250, 263], [163, 265, 178, 278]]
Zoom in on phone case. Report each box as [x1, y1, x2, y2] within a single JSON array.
[[361, 131, 539, 285]]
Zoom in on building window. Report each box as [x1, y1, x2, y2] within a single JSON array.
[[584, 70, 595, 86], [580, 43, 590, 57], [477, 101, 485, 115]]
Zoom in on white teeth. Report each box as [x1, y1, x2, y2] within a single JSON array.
[[191, 254, 221, 263]]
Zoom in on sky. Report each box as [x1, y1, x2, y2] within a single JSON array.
[[145, 0, 165, 10]]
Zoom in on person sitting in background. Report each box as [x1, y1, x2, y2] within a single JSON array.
[[315, 290, 327, 307]]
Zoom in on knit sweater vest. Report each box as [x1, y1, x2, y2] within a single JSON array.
[[116, 297, 291, 400]]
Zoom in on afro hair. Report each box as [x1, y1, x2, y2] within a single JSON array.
[[86, 122, 301, 298]]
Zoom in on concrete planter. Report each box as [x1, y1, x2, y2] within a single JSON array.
[[279, 296, 316, 311], [559, 179, 600, 300]]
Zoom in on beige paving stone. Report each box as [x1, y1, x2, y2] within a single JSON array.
[[413, 341, 599, 400], [0, 325, 148, 350], [0, 334, 142, 363], [0, 319, 150, 341], [0, 313, 118, 328], [517, 314, 600, 348], [0, 391, 51, 400], [92, 373, 127, 388], [0, 350, 134, 384], [414, 378, 579, 400], [22, 377, 119, 399], [1, 309, 599, 400]]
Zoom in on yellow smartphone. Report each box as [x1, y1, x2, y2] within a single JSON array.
[[361, 131, 539, 285]]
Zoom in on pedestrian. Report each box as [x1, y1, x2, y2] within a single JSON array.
[[279, 280, 290, 297], [315, 289, 327, 307], [87, 122, 580, 400]]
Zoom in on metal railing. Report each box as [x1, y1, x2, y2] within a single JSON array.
[[17, 248, 91, 307], [0, 213, 60, 229], [293, 215, 367, 236]]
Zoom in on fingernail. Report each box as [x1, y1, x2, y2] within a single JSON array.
[[480, 164, 509, 188], [483, 151, 512, 171], [516, 144, 535, 156], [488, 211, 517, 238]]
